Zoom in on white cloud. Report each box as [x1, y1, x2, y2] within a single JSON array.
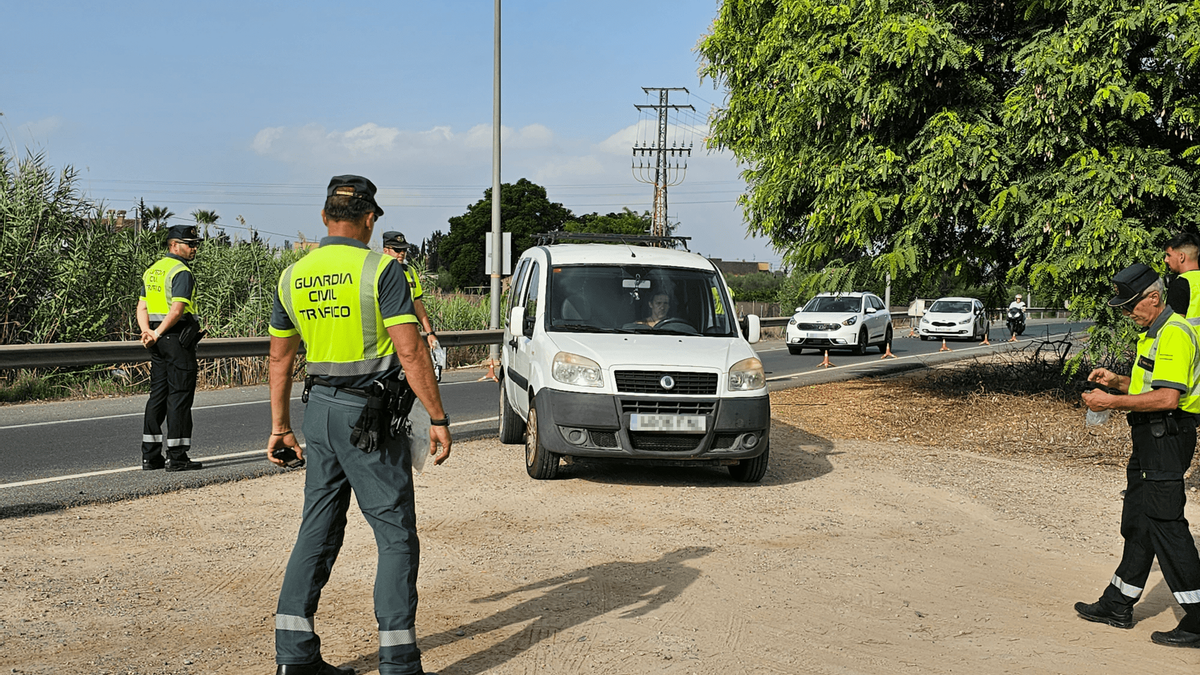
[[245, 119, 774, 265], [18, 116, 62, 143]]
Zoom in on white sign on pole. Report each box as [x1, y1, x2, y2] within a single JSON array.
[[485, 232, 512, 276]]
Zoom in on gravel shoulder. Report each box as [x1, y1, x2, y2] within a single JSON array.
[[3, 368, 1200, 674]]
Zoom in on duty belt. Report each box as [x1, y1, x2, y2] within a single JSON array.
[[1127, 410, 1199, 427]]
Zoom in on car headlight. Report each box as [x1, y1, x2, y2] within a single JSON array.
[[920, 317, 930, 325], [788, 317, 797, 326], [729, 357, 766, 391], [842, 316, 858, 326], [552, 352, 603, 388], [958, 318, 972, 325]]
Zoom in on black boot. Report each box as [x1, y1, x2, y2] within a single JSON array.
[[275, 659, 355, 674], [165, 458, 203, 472], [1074, 600, 1134, 629]]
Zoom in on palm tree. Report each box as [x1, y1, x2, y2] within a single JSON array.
[[147, 205, 174, 230], [191, 209, 220, 237]]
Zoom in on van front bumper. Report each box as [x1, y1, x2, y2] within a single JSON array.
[[531, 388, 770, 462]]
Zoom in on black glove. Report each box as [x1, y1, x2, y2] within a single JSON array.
[[350, 393, 388, 453]]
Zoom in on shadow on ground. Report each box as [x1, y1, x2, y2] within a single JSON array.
[[342, 546, 714, 675]]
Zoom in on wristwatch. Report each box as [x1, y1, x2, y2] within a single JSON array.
[[429, 415, 450, 427]]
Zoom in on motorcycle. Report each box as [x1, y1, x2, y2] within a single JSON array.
[[1006, 306, 1026, 339]]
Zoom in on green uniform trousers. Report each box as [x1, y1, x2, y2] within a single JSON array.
[[275, 384, 424, 674]]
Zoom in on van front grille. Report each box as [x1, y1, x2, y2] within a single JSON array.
[[615, 371, 717, 395]]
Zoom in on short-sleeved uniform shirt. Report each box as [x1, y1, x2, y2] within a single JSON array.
[[1167, 270, 1200, 319], [140, 253, 196, 324], [270, 236, 416, 390], [1129, 308, 1200, 414]]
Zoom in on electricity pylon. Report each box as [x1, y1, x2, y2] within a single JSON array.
[[633, 87, 694, 239]]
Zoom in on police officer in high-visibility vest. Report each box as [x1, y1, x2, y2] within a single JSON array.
[[266, 175, 451, 675], [1077, 263, 1200, 648], [1164, 232, 1200, 318], [381, 231, 438, 350], [136, 224, 205, 472]]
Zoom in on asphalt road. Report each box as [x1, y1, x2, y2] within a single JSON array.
[[0, 318, 1090, 516]]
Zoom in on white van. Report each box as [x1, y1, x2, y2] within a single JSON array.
[[498, 241, 771, 482]]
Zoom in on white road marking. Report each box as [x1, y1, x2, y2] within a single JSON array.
[[765, 335, 1047, 382], [0, 415, 499, 489], [0, 397, 304, 431]]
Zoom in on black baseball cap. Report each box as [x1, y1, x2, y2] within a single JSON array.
[[382, 231, 411, 250], [327, 175, 384, 217], [1108, 263, 1159, 307], [166, 224, 202, 244]]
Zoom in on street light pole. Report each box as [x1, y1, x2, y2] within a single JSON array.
[[488, 0, 503, 363]]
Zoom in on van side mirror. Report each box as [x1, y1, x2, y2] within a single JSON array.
[[744, 314, 761, 344], [509, 306, 526, 336]]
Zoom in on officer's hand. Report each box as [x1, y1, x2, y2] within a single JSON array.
[[141, 330, 157, 347], [1087, 368, 1116, 388], [1081, 389, 1113, 412], [266, 431, 301, 466], [429, 425, 452, 465], [426, 334, 439, 350]]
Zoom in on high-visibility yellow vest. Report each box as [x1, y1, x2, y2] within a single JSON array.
[[141, 256, 194, 321], [272, 244, 414, 378], [1130, 309, 1200, 414], [403, 265, 424, 301], [1178, 270, 1200, 319]]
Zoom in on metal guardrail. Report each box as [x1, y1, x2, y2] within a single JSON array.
[[0, 318, 793, 370]]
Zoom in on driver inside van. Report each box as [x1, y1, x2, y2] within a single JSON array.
[[638, 293, 672, 327]]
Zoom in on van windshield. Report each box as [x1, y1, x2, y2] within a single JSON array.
[[548, 265, 738, 337]]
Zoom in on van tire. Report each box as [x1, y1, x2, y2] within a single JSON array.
[[525, 406, 560, 480], [728, 444, 769, 483], [498, 383, 526, 444]]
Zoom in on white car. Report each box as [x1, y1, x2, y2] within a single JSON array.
[[918, 297, 990, 341], [785, 292, 892, 355], [498, 242, 770, 483]]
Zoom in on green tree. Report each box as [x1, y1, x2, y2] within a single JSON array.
[[439, 178, 574, 289], [699, 0, 1200, 353], [564, 208, 652, 237]]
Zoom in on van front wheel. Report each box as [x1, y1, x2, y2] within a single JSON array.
[[498, 382, 526, 444], [525, 406, 560, 480], [728, 444, 769, 483]]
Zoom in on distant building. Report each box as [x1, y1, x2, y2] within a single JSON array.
[[707, 258, 774, 277]]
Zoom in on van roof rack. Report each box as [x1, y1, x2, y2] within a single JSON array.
[[535, 232, 690, 250]]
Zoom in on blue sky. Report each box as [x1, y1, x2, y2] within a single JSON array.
[[1, 1, 780, 265]]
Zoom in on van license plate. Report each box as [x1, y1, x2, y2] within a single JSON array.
[[629, 414, 706, 433]]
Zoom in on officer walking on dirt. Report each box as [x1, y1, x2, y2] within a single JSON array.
[[136, 224, 205, 472], [1164, 232, 1200, 318], [1077, 263, 1200, 647], [266, 175, 451, 675]]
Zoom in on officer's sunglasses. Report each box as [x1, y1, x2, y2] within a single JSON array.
[[1119, 290, 1156, 315]]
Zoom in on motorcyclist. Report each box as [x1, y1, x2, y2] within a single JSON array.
[[1006, 294, 1027, 341]]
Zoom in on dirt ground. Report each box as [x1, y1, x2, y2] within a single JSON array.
[[4, 368, 1200, 674]]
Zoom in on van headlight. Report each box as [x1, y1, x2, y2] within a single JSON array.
[[552, 352, 603, 388], [728, 357, 766, 391]]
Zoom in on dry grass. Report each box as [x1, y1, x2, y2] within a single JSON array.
[[772, 348, 1133, 468]]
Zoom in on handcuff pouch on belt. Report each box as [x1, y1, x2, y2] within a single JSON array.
[[348, 372, 416, 453], [1127, 410, 1194, 437]]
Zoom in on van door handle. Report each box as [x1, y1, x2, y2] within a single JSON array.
[[507, 338, 518, 350]]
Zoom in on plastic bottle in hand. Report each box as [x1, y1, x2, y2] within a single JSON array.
[[1085, 408, 1111, 426]]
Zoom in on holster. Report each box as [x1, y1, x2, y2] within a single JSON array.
[[350, 383, 389, 453], [347, 372, 417, 453], [178, 318, 206, 350]]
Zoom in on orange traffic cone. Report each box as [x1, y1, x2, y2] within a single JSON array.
[[477, 357, 500, 382], [1008, 334, 1018, 343], [880, 342, 898, 359], [817, 350, 834, 368], [980, 331, 991, 346], [907, 326, 916, 338], [939, 339, 951, 352]]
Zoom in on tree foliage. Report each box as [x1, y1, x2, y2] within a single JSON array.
[[699, 0, 1200, 352], [438, 178, 574, 289], [564, 208, 652, 237]]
